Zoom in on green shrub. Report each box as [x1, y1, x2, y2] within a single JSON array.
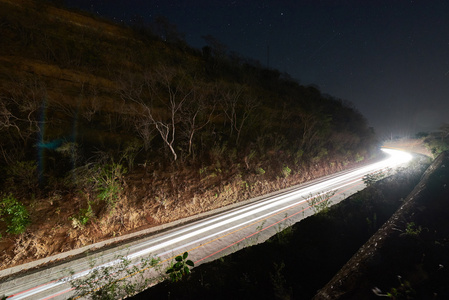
[[424, 138, 449, 156], [281, 165, 291, 178], [0, 194, 31, 236], [363, 169, 388, 186], [312, 148, 328, 163], [403, 222, 422, 237], [120, 140, 142, 171], [91, 163, 127, 210], [306, 191, 335, 214], [294, 149, 304, 166], [256, 167, 266, 175], [70, 201, 94, 229]]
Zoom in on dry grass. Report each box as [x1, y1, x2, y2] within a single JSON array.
[[0, 156, 358, 271]]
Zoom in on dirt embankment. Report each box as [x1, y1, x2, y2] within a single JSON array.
[[314, 151, 449, 299]]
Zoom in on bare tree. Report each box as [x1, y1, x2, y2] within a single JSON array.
[[0, 76, 47, 164], [133, 115, 156, 151], [4, 76, 45, 144], [0, 100, 22, 139], [180, 82, 216, 159], [219, 83, 258, 145], [81, 84, 102, 122], [118, 66, 192, 161], [299, 110, 332, 153], [235, 93, 258, 145]]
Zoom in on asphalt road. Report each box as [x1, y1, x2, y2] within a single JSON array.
[[0, 148, 412, 299]]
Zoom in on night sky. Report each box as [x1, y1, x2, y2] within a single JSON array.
[[65, 0, 449, 138]]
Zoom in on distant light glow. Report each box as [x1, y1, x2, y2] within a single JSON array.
[[381, 148, 413, 166]]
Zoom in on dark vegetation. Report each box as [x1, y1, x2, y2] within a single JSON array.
[[0, 0, 377, 269], [421, 124, 449, 156], [133, 157, 430, 299], [316, 151, 449, 299]]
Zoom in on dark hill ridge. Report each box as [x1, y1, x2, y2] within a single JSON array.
[[0, 0, 377, 272], [315, 151, 449, 299]]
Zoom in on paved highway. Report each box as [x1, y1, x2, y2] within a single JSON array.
[[0, 148, 412, 299]]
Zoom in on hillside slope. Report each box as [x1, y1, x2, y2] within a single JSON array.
[[0, 0, 378, 271]]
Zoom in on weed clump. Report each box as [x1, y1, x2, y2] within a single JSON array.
[[0, 194, 30, 237]]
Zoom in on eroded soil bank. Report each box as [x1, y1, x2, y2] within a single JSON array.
[[133, 155, 432, 299]]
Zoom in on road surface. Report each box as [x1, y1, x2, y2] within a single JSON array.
[[0, 148, 412, 299]]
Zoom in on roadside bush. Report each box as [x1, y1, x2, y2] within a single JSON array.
[[4, 161, 39, 196], [91, 163, 127, 210], [424, 138, 449, 156], [256, 167, 266, 175], [68, 255, 161, 300], [281, 165, 291, 178], [0, 194, 31, 237], [70, 201, 94, 229], [363, 169, 391, 186], [119, 139, 142, 171], [306, 191, 335, 214]]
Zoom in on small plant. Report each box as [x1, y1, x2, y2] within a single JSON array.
[[363, 168, 392, 186], [366, 213, 378, 232], [119, 140, 141, 171], [256, 167, 266, 175], [166, 252, 194, 282], [199, 166, 207, 176], [306, 190, 336, 214], [68, 254, 161, 300], [402, 222, 422, 237], [355, 153, 365, 162], [281, 165, 291, 178], [275, 223, 294, 245], [294, 149, 304, 166], [256, 220, 267, 232], [372, 275, 415, 298], [91, 163, 127, 210], [70, 201, 94, 229], [0, 193, 31, 236], [270, 261, 292, 299]]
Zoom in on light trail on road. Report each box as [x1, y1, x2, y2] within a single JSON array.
[[1, 148, 412, 299]]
